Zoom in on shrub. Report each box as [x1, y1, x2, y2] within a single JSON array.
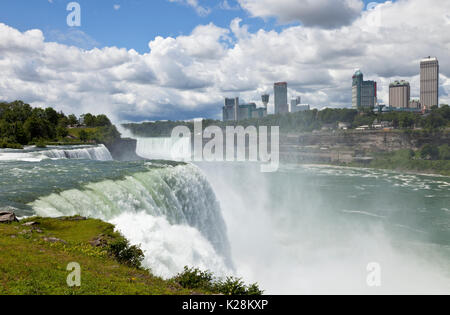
[[214, 276, 264, 296], [35, 139, 47, 148], [107, 238, 144, 269], [173, 266, 264, 295], [173, 267, 214, 291]]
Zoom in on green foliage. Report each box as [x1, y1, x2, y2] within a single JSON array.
[[173, 266, 264, 296], [123, 105, 450, 138], [421, 144, 440, 160], [82, 113, 112, 127], [173, 267, 214, 290], [107, 238, 144, 269], [0, 100, 118, 147], [0, 217, 200, 295], [35, 139, 47, 148]]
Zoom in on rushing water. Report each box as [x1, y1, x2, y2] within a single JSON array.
[[1, 142, 450, 294]]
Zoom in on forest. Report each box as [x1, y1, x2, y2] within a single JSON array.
[[0, 100, 120, 149]]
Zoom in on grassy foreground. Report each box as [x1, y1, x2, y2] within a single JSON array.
[[0, 216, 210, 295]]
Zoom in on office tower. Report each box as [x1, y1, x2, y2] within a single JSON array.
[[223, 97, 239, 121], [261, 94, 270, 109], [274, 82, 289, 114], [290, 96, 301, 112], [389, 80, 410, 108], [352, 70, 377, 109], [420, 57, 439, 110]]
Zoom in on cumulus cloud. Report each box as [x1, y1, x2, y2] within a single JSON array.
[[0, 0, 449, 122], [238, 0, 364, 29]]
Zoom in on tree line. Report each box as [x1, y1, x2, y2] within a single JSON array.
[[0, 100, 119, 149], [123, 105, 450, 137]]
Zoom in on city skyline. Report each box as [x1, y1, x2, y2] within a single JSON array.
[[0, 0, 449, 122]]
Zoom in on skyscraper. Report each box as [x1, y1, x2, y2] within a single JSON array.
[[389, 80, 410, 108], [352, 70, 377, 109], [420, 57, 439, 110], [274, 82, 289, 114]]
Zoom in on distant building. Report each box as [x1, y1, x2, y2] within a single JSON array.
[[222, 97, 267, 121], [389, 80, 410, 108], [223, 97, 239, 121], [352, 70, 377, 109], [409, 99, 421, 109], [261, 94, 270, 109], [420, 57, 439, 110], [274, 82, 289, 114]]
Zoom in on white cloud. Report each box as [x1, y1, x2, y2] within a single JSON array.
[[113, 4, 121, 11], [238, 0, 364, 29], [0, 0, 449, 122], [168, 0, 211, 16]]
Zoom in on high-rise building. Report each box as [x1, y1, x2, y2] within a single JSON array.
[[352, 70, 377, 109], [261, 94, 270, 109], [420, 57, 439, 110], [223, 97, 239, 121], [290, 97, 301, 112], [222, 97, 267, 121], [274, 82, 289, 114], [389, 80, 410, 108]]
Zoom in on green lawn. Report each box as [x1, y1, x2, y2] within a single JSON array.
[[0, 217, 209, 295]]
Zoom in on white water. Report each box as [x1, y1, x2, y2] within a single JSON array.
[[136, 137, 191, 161], [0, 145, 112, 162], [130, 136, 450, 294], [30, 163, 232, 279]]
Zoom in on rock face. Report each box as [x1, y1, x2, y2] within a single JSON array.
[[105, 138, 144, 161], [0, 211, 19, 223]]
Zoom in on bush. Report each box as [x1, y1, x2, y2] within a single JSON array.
[[214, 276, 264, 296], [173, 267, 214, 291], [35, 139, 47, 148], [173, 266, 264, 295], [107, 238, 144, 269]]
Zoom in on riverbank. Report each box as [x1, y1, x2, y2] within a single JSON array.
[[0, 215, 262, 295]]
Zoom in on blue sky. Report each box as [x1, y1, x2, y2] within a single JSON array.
[[0, 0, 389, 52], [1, 0, 447, 122]]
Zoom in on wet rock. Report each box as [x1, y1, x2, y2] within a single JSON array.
[[90, 234, 109, 247], [22, 222, 39, 227], [0, 211, 19, 224]]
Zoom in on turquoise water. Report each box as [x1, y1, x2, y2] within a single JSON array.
[[2, 144, 450, 293]]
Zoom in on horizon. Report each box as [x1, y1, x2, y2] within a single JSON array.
[[0, 0, 448, 123]]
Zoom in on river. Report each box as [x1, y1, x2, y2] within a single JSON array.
[[1, 142, 449, 294]]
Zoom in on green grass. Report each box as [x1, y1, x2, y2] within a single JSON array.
[[0, 217, 214, 295], [348, 149, 450, 176]]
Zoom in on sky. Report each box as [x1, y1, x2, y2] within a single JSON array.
[[0, 0, 449, 122]]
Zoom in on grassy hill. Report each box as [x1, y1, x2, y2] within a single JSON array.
[[0, 216, 210, 295]]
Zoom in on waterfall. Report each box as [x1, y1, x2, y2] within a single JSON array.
[[29, 163, 232, 278], [0, 145, 113, 162], [136, 137, 191, 161]]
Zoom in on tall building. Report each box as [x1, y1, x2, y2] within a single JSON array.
[[223, 97, 239, 121], [389, 80, 410, 108], [261, 94, 270, 109], [222, 97, 267, 121], [420, 57, 439, 110], [274, 82, 289, 114], [290, 96, 301, 112], [352, 70, 377, 109]]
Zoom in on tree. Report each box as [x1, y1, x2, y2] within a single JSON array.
[[421, 144, 440, 160], [79, 129, 88, 142], [68, 114, 78, 126]]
